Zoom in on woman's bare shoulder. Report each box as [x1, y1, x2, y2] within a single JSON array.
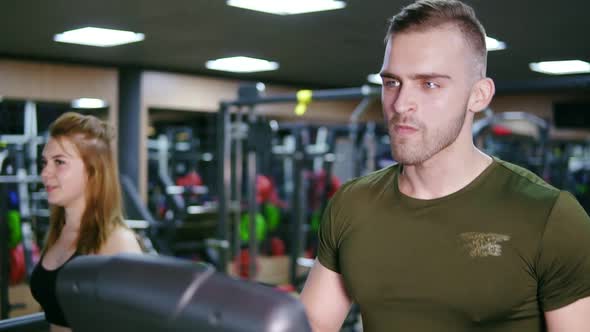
[[98, 226, 143, 255]]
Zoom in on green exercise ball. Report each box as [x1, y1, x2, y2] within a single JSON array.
[[7, 210, 22, 249], [310, 210, 322, 233], [264, 203, 281, 231], [240, 213, 267, 243]]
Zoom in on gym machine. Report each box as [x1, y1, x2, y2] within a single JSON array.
[[146, 129, 228, 264], [473, 110, 550, 177], [0, 254, 312, 332], [56, 254, 311, 332], [0, 313, 48, 332], [216, 84, 380, 278], [349, 97, 379, 178], [0, 101, 45, 319], [120, 174, 161, 255]]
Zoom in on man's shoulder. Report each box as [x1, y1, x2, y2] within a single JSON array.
[[493, 158, 559, 200]]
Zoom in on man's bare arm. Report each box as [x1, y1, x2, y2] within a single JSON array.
[[300, 260, 353, 332], [545, 296, 590, 332]]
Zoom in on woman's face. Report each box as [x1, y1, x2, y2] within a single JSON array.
[[41, 137, 88, 210]]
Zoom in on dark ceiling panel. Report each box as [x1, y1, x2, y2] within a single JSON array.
[[0, 0, 589, 89]]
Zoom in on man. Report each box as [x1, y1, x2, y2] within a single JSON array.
[[300, 0, 590, 331]]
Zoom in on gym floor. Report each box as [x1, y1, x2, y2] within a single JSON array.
[[6, 284, 40, 318]]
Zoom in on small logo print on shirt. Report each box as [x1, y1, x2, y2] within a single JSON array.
[[459, 232, 510, 257]]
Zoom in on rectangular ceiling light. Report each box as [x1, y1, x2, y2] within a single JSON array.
[[54, 27, 145, 47], [71, 98, 108, 109], [485, 36, 506, 51], [206, 56, 279, 73], [530, 60, 590, 75], [367, 73, 382, 85], [227, 0, 346, 15]]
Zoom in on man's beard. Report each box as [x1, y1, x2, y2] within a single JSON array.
[[389, 109, 467, 165]]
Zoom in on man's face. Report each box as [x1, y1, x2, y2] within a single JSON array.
[[380, 24, 477, 165]]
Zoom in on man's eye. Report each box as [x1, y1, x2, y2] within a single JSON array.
[[425, 82, 439, 89], [385, 80, 400, 87]]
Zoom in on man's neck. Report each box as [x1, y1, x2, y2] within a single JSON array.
[[398, 144, 492, 200]]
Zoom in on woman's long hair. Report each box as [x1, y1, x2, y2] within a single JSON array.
[[44, 112, 124, 254]]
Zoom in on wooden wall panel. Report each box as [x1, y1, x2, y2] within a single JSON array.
[[0, 60, 42, 99], [0, 59, 118, 127], [491, 92, 590, 140], [0, 58, 119, 170]]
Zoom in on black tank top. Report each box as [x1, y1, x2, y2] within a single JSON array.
[[30, 252, 80, 327]]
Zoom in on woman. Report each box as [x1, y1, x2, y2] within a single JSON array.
[[30, 112, 142, 332]]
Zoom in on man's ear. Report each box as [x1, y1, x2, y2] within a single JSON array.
[[468, 77, 495, 114]]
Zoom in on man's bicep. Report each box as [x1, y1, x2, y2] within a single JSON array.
[[545, 296, 590, 331], [300, 260, 352, 332], [537, 191, 590, 311]]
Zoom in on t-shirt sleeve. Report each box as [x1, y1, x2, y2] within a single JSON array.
[[317, 195, 342, 274], [537, 190, 590, 311]]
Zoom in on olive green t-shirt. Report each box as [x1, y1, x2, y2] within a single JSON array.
[[318, 158, 590, 331]]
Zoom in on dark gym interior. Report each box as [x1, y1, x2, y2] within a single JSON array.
[[1, 1, 590, 331]]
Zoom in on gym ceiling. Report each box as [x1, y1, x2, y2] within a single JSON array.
[[1, 0, 589, 89]]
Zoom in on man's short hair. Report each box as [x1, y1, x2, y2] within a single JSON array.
[[385, 0, 487, 76]]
